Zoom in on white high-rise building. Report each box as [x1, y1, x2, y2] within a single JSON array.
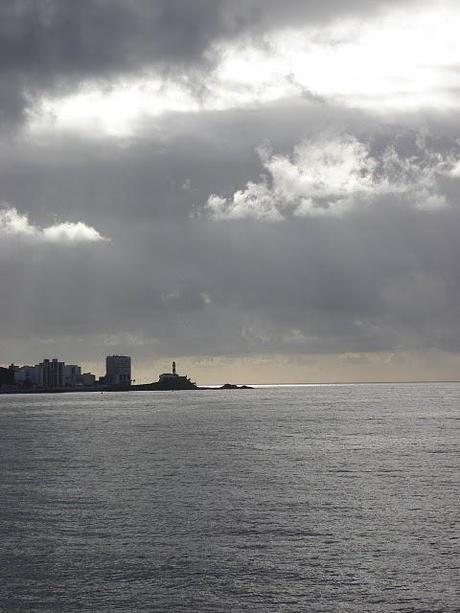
[[105, 355, 131, 386]]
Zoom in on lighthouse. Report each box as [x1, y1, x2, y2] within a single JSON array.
[[157, 360, 196, 389]]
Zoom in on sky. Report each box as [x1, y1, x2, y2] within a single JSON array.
[[2, 0, 460, 384]]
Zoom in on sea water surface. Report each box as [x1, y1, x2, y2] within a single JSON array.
[[0, 384, 458, 612]]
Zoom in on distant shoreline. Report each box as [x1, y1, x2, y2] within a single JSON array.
[[0, 380, 459, 395], [0, 383, 254, 395]]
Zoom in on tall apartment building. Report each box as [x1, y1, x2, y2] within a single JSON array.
[[0, 366, 15, 387], [105, 355, 131, 386], [40, 359, 64, 388]]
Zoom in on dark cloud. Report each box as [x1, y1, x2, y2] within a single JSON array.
[[3, 199, 460, 367], [0, 98, 390, 224], [2, 106, 460, 367], [0, 0, 458, 380], [0, 0, 416, 126]]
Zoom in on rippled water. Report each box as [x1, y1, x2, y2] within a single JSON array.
[[0, 384, 458, 612]]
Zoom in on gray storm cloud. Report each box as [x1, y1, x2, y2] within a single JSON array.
[[0, 0, 459, 380], [2, 117, 460, 365]]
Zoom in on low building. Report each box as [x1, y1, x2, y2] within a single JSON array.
[[13, 365, 41, 388], [81, 372, 96, 387], [64, 365, 82, 387]]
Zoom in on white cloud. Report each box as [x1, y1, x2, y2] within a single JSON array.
[[0, 207, 37, 236], [205, 134, 460, 220], [447, 160, 460, 178], [0, 206, 107, 243], [41, 221, 106, 242], [265, 2, 460, 112], [30, 79, 202, 137]]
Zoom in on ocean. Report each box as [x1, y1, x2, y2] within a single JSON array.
[[0, 384, 458, 612]]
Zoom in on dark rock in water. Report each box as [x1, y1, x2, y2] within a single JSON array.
[[220, 383, 253, 389], [132, 379, 197, 391]]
